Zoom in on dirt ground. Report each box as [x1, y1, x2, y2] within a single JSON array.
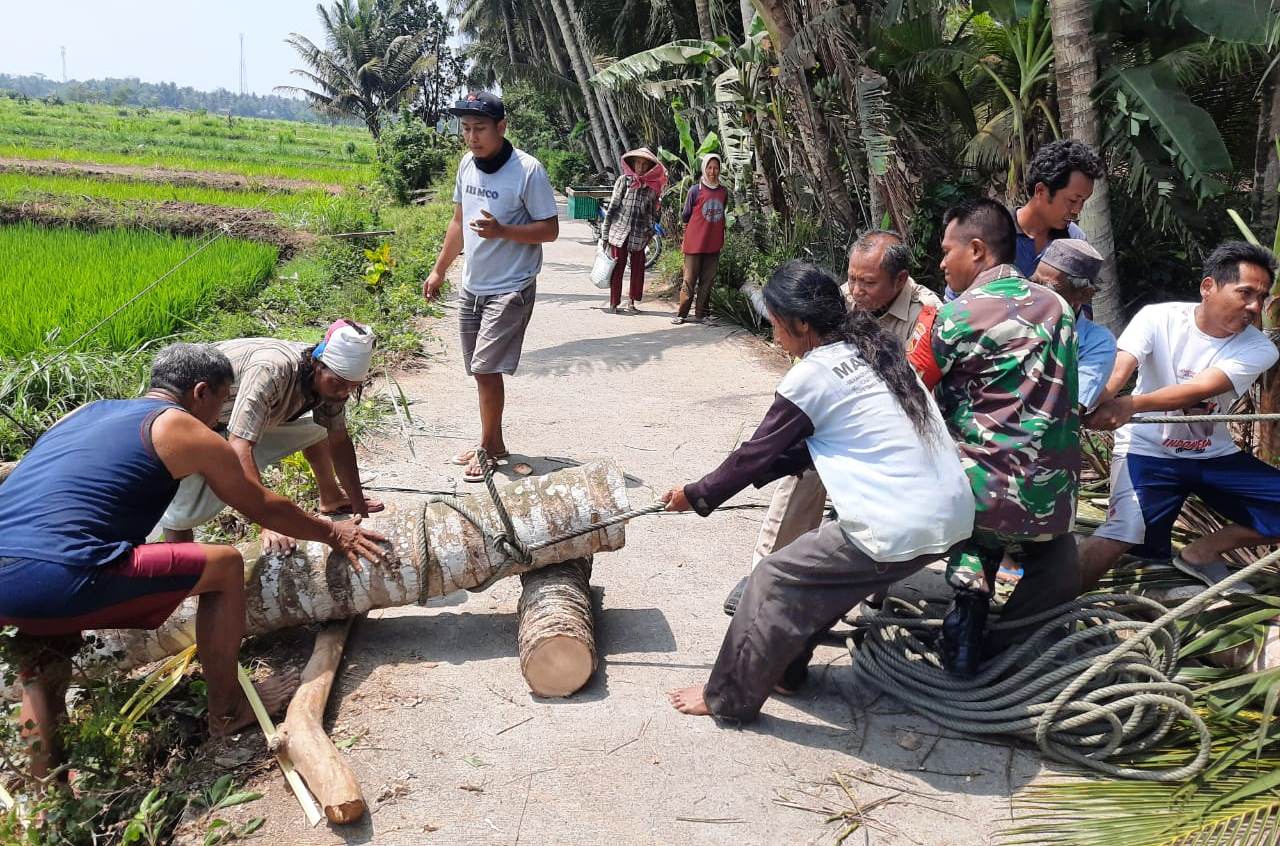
[[0, 156, 345, 194], [233, 209, 1049, 845], [0, 198, 315, 254]]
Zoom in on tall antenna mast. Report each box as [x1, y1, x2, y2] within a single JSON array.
[[60, 46, 67, 83], [238, 34, 247, 95]]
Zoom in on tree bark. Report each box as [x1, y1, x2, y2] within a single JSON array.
[[533, 0, 611, 171], [517, 557, 596, 697], [547, 0, 621, 164], [277, 618, 365, 824], [696, 0, 716, 41], [740, 0, 756, 38], [561, 0, 630, 156], [1050, 0, 1124, 332], [751, 0, 857, 229], [1257, 70, 1280, 244], [0, 460, 632, 701]]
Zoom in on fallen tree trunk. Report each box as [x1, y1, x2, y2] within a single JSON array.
[[517, 557, 597, 697], [276, 617, 365, 824], [2, 460, 629, 700]]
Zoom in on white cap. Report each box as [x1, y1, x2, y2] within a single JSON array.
[[315, 319, 375, 382]]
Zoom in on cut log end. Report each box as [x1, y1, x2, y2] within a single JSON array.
[[517, 557, 597, 698], [522, 636, 595, 698], [326, 799, 367, 825]]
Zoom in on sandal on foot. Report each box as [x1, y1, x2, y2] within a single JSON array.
[[1171, 554, 1256, 595], [462, 456, 498, 483], [451, 447, 509, 466]]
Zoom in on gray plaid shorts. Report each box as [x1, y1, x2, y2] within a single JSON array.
[[459, 280, 537, 376]]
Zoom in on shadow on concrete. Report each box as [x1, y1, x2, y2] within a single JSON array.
[[518, 325, 732, 376], [338, 598, 677, 708]]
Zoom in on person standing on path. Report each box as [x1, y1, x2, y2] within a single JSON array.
[[161, 321, 381, 552], [421, 92, 559, 483], [673, 154, 728, 325], [908, 199, 1081, 677], [722, 230, 941, 616], [1031, 239, 1116, 413], [664, 261, 973, 721], [602, 147, 667, 314]]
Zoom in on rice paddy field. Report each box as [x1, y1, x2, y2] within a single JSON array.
[[0, 170, 328, 212], [0, 222, 279, 356], [0, 95, 450, 461], [0, 98, 376, 185]]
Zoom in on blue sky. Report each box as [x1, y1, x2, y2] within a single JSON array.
[[0, 1, 353, 94]]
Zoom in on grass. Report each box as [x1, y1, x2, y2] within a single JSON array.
[[0, 98, 376, 185], [0, 222, 279, 356], [0, 170, 326, 214]]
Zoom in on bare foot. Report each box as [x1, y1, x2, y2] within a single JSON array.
[[319, 497, 386, 516], [209, 670, 299, 737], [667, 685, 712, 716]]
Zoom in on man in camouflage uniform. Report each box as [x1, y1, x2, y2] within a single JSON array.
[[909, 198, 1081, 676]]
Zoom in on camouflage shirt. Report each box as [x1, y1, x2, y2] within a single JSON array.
[[908, 264, 1080, 536]]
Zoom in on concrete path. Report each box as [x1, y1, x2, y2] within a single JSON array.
[[244, 211, 1045, 845]]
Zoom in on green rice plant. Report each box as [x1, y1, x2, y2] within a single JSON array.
[[0, 223, 278, 356], [0, 171, 323, 214], [0, 99, 376, 185]]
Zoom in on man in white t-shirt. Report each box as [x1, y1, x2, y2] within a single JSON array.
[[1080, 241, 1280, 590], [422, 91, 560, 482]]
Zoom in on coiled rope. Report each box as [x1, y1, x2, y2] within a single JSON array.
[[418, 448, 665, 591], [852, 545, 1280, 781]]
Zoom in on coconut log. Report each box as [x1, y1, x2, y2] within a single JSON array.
[[1, 459, 630, 700], [276, 617, 365, 824], [517, 557, 597, 697]]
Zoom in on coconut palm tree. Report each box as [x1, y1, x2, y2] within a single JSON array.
[[1050, 0, 1124, 331], [280, 0, 432, 138]]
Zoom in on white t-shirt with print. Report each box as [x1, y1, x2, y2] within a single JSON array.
[[452, 148, 559, 295], [777, 342, 974, 562], [1114, 302, 1279, 459]]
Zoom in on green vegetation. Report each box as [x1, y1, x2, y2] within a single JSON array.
[[0, 99, 376, 185], [0, 171, 325, 214], [0, 223, 278, 356]]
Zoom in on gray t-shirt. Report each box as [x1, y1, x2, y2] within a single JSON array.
[[452, 147, 559, 295]]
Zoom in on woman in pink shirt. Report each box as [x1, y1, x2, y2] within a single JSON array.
[[673, 154, 729, 324]]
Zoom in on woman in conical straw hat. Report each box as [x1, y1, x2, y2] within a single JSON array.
[[600, 147, 667, 314]]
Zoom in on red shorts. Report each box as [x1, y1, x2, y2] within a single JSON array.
[[0, 543, 207, 636]]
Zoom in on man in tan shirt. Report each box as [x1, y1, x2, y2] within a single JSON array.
[[725, 230, 942, 613], [162, 322, 382, 553]]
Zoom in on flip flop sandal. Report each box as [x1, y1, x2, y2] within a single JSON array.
[[1171, 554, 1256, 595], [462, 456, 498, 483], [451, 447, 510, 466]]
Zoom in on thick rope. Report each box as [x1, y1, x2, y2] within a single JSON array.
[[852, 545, 1280, 781], [1127, 413, 1280, 424]]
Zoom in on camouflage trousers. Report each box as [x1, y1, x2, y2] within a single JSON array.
[[945, 528, 1056, 594]]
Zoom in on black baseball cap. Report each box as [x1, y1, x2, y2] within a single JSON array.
[[449, 91, 505, 121]]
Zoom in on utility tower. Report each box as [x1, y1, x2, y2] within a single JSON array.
[[238, 34, 247, 95], [60, 46, 67, 83]]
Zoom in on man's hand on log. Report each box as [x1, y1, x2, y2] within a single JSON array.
[[661, 487, 692, 513], [327, 518, 389, 572], [261, 529, 297, 555]]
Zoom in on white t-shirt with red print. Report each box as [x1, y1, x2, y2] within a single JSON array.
[[1113, 302, 1278, 460]]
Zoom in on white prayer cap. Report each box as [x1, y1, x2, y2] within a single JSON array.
[[315, 319, 375, 382]]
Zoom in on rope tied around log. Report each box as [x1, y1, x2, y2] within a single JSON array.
[[418, 449, 666, 591]]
